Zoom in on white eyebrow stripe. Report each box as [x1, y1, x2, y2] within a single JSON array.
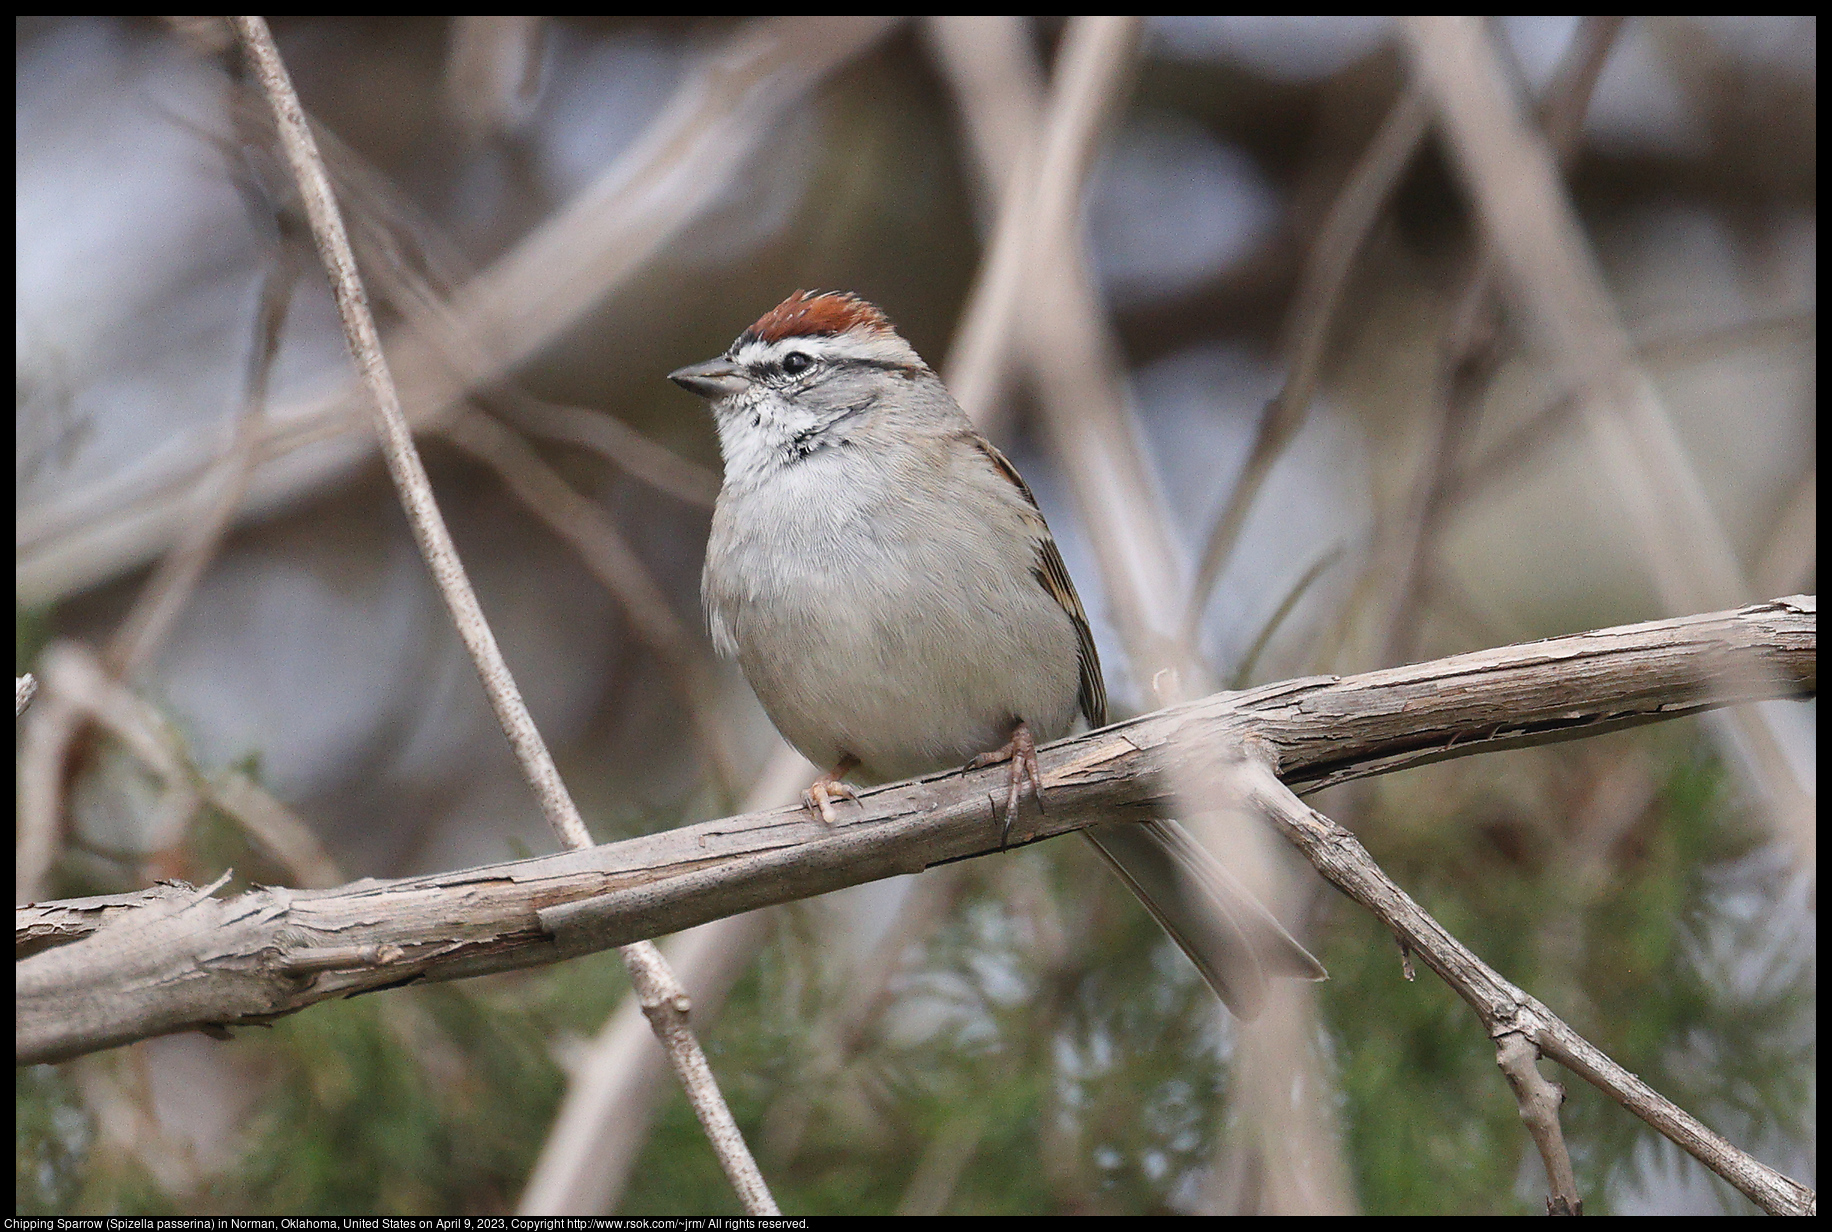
[[732, 329, 922, 370]]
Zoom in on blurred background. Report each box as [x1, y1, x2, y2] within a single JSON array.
[[16, 15, 1814, 1215]]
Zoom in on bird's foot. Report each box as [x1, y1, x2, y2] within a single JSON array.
[[802, 756, 861, 826], [968, 720, 1043, 848]]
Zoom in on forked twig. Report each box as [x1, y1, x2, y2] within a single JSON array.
[[1236, 751, 1811, 1216]]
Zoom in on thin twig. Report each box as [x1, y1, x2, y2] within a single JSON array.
[[1377, 15, 1625, 669], [230, 16, 776, 1213], [1495, 1032, 1581, 1215], [488, 390, 720, 510], [438, 409, 743, 806], [1236, 752, 1809, 1217], [232, 14, 587, 849], [519, 748, 810, 1215], [619, 941, 778, 1215], [1183, 89, 1431, 646]]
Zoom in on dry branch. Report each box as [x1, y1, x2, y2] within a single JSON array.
[[19, 597, 1812, 1067], [17, 17, 900, 605], [230, 16, 775, 1212], [1236, 753, 1812, 1216]]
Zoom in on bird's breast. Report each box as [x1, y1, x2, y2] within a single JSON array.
[[704, 461, 1082, 780]]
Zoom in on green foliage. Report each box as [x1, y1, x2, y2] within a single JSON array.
[[210, 958, 626, 1214], [17, 1065, 95, 1215]]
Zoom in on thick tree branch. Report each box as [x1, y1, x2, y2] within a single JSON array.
[[18, 597, 1812, 1067]]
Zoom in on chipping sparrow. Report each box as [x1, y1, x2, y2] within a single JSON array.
[[671, 290, 1324, 1015]]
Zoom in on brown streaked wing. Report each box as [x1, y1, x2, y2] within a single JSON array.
[[969, 435, 1108, 728]]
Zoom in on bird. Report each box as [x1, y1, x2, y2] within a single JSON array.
[[670, 289, 1325, 1015]]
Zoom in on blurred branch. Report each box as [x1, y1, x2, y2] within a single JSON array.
[[989, 21, 1349, 1210], [1377, 14, 1624, 669], [896, 1113, 988, 1216], [106, 250, 300, 681], [1398, 11, 1754, 592], [939, 17, 1338, 1212], [1439, 304, 1816, 518], [18, 16, 901, 605], [16, 213, 299, 904], [756, 862, 979, 1168], [1402, 15, 1815, 863], [998, 22, 1193, 666], [1754, 466, 1816, 599], [32, 642, 343, 891], [443, 16, 546, 146], [1532, 744, 1660, 1015], [21, 597, 1812, 1052], [1229, 545, 1344, 691], [231, 15, 776, 1213], [941, 17, 1141, 447], [16, 692, 84, 906], [438, 409, 743, 805], [488, 390, 720, 510], [921, 16, 1048, 232], [1634, 302, 1816, 365], [1183, 88, 1431, 646]]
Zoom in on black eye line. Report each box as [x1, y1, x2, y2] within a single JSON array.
[[738, 346, 909, 382]]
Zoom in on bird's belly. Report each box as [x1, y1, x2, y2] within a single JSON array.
[[723, 569, 1082, 783]]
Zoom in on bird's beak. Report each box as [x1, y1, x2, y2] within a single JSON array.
[[669, 358, 750, 401]]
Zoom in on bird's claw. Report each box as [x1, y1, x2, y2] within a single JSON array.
[[969, 720, 1043, 849], [802, 758, 861, 826]]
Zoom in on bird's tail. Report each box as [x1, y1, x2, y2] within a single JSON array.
[[1081, 818, 1326, 1017]]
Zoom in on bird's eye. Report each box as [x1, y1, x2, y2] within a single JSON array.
[[781, 351, 813, 376]]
